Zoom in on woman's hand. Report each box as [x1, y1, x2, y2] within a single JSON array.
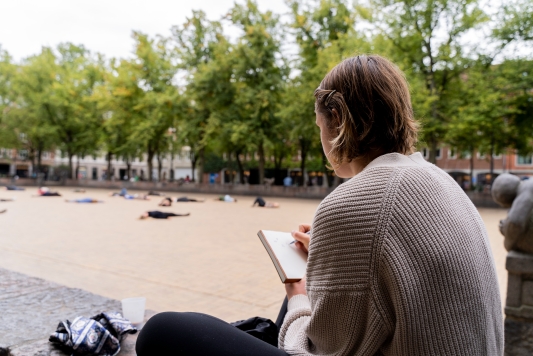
[[285, 277, 307, 300], [292, 224, 311, 254]]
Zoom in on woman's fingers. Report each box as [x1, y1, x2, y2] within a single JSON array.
[[292, 230, 310, 252], [294, 241, 308, 254], [298, 224, 311, 233]]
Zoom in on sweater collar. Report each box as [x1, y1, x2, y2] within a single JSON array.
[[363, 152, 431, 172]]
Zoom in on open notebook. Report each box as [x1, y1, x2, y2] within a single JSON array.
[[257, 230, 307, 283]]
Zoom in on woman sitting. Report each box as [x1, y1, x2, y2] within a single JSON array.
[[136, 55, 503, 355]]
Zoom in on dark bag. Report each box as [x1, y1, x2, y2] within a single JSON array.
[[230, 317, 279, 347]]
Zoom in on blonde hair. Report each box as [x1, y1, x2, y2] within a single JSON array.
[[314, 55, 418, 166]]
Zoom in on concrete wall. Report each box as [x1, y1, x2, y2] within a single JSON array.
[[1, 178, 334, 200]]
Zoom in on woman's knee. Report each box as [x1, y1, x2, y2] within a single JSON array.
[[136, 312, 182, 355]]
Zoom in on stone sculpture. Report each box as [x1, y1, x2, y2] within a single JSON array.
[[492, 173, 533, 254], [492, 173, 533, 355]]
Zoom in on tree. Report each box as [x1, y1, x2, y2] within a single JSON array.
[[173, 11, 227, 183], [2, 48, 58, 176], [228, 0, 286, 184], [129, 32, 179, 181], [41, 44, 103, 179], [360, 0, 488, 163], [92, 58, 142, 180], [281, 0, 357, 186], [0, 48, 17, 150]]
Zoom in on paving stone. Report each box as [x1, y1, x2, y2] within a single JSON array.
[[0, 268, 154, 355]]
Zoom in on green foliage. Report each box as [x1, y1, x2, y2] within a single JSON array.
[[359, 0, 489, 161], [1, 0, 532, 185]]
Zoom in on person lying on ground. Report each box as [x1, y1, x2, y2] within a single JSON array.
[[176, 196, 204, 202], [216, 194, 237, 203], [159, 197, 173, 207], [147, 190, 165, 196], [252, 196, 280, 208], [110, 188, 128, 197], [65, 198, 103, 203], [139, 211, 190, 219], [124, 194, 149, 200], [6, 185, 24, 191], [0, 198, 15, 202], [34, 187, 61, 196]]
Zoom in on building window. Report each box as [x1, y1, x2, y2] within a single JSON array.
[[18, 150, 28, 160], [422, 148, 429, 159], [448, 148, 457, 159], [517, 154, 533, 165], [460, 150, 471, 159], [436, 148, 442, 160], [477, 152, 486, 159], [494, 153, 502, 159]]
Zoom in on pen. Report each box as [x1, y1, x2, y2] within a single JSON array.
[[290, 230, 311, 244]]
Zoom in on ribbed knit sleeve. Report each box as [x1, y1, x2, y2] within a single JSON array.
[[279, 168, 395, 355], [278, 153, 503, 356]]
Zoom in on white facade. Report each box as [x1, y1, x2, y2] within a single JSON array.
[[53, 147, 196, 181]]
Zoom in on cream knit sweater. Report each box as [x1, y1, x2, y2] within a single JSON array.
[[279, 152, 503, 355]]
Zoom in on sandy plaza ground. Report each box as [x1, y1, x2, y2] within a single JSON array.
[[0, 187, 508, 322]]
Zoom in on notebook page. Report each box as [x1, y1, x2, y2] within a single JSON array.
[[262, 230, 307, 280]]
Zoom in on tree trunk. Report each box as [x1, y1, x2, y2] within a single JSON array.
[[490, 143, 494, 185], [68, 153, 74, 179], [428, 139, 438, 165], [274, 153, 283, 171], [126, 159, 131, 180], [75, 156, 80, 180], [170, 151, 175, 182], [226, 152, 232, 184], [299, 138, 309, 186], [236, 150, 245, 185], [37, 147, 43, 176], [190, 151, 197, 182], [106, 152, 113, 181], [29, 148, 36, 176], [258, 140, 265, 185], [147, 148, 154, 182], [198, 147, 205, 184], [157, 153, 163, 182], [470, 148, 474, 191], [321, 151, 329, 187]]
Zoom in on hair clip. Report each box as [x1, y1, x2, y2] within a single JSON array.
[[325, 90, 336, 105]]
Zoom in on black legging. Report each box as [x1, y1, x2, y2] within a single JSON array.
[[177, 197, 200, 202], [136, 298, 289, 356], [148, 211, 189, 219]]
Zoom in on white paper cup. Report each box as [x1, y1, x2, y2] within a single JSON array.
[[121, 297, 146, 328]]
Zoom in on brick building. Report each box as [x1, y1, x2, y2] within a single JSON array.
[[422, 147, 533, 189]]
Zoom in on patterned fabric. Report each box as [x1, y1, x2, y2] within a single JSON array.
[[49, 311, 137, 356]]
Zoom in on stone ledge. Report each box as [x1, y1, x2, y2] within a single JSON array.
[[0, 268, 155, 356], [506, 250, 533, 274], [505, 317, 533, 356]]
